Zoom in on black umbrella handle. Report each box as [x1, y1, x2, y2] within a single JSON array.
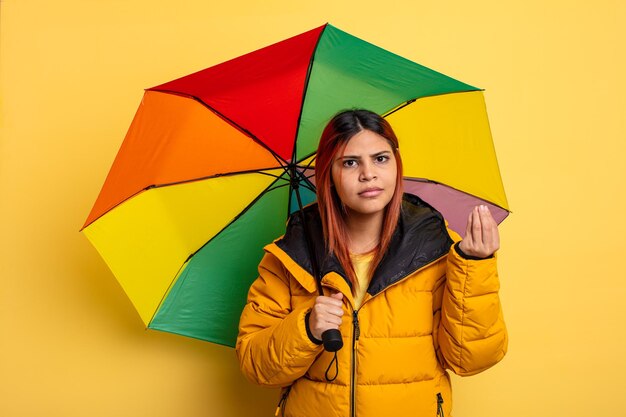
[[322, 329, 343, 352], [292, 175, 344, 353]]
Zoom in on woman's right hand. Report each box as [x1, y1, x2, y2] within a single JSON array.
[[308, 292, 344, 341]]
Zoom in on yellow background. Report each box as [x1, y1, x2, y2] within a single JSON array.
[[1, 0, 624, 416]]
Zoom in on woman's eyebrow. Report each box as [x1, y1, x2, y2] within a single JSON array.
[[340, 150, 391, 159]]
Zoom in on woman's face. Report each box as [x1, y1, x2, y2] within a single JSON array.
[[331, 129, 398, 220]]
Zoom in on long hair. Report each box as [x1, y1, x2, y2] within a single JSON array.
[[315, 109, 404, 290]]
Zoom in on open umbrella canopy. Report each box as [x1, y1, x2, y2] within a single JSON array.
[[82, 23, 509, 347]]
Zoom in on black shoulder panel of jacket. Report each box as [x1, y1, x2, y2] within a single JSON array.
[[275, 201, 348, 287], [274, 193, 453, 295]]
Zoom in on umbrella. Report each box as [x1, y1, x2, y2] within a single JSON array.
[[82, 23, 509, 347]]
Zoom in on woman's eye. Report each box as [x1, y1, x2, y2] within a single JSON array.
[[376, 155, 389, 163], [343, 160, 357, 168]]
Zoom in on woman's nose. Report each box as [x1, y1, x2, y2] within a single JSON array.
[[359, 162, 375, 181]]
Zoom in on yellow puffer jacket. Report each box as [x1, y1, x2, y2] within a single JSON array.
[[236, 195, 507, 417]]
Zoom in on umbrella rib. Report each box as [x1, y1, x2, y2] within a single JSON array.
[[266, 182, 292, 192], [299, 181, 316, 193], [382, 89, 484, 118], [286, 93, 486, 168], [266, 176, 315, 194], [148, 327, 235, 348], [149, 167, 286, 189], [296, 150, 317, 166], [149, 89, 288, 168], [289, 24, 328, 164], [184, 176, 286, 262], [297, 155, 316, 171], [147, 257, 188, 328], [81, 168, 288, 230], [300, 170, 315, 181]]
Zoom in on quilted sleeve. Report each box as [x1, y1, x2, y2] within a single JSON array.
[[236, 252, 323, 387], [437, 229, 508, 376]]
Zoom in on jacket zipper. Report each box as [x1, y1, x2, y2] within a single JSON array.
[[436, 392, 444, 417], [351, 309, 360, 417]]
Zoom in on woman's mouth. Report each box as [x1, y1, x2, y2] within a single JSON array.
[[358, 188, 383, 198]]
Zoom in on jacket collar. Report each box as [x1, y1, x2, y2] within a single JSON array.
[[267, 193, 453, 296]]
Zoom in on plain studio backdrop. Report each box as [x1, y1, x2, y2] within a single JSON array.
[[1, 1, 625, 416]]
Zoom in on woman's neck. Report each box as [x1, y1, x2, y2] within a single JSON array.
[[344, 210, 384, 255]]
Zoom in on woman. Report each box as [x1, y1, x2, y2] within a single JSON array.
[[236, 109, 507, 417]]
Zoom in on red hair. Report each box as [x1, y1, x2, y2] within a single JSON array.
[[315, 110, 404, 290]]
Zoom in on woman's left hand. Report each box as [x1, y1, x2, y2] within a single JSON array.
[[458, 205, 500, 258]]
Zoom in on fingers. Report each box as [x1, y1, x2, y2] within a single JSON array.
[[479, 206, 492, 245], [315, 293, 344, 319], [459, 205, 500, 258], [471, 206, 483, 244], [480, 205, 500, 252], [478, 205, 499, 250], [464, 208, 474, 246], [309, 292, 345, 340]]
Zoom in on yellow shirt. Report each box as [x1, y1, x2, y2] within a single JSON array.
[[350, 251, 374, 309]]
